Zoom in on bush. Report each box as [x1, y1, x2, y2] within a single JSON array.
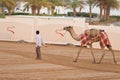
[[110, 16, 120, 21], [54, 12, 66, 16], [11, 13, 30, 15], [67, 12, 73, 16], [67, 12, 98, 17], [54, 14, 66, 16], [0, 14, 5, 18]]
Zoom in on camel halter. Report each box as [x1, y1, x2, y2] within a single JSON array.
[[7, 26, 15, 34], [54, 28, 67, 42], [55, 29, 67, 37]]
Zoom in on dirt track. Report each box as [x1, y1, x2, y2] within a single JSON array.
[[0, 41, 120, 80]]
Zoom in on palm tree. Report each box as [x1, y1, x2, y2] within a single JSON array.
[[0, 0, 16, 15], [24, 0, 39, 15], [106, 0, 119, 20], [36, 0, 48, 15], [95, 0, 120, 21], [5, 0, 16, 15], [65, 0, 84, 17], [79, 4, 84, 14], [94, 0, 104, 20], [46, 0, 65, 16], [24, 0, 64, 15], [87, 0, 96, 23], [0, 0, 4, 14]]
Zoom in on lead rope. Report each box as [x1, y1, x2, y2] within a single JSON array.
[[54, 29, 67, 42], [7, 26, 15, 34]]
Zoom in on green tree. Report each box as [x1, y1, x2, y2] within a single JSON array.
[[46, 0, 65, 16], [0, 0, 4, 14], [106, 0, 119, 20], [24, 0, 39, 15], [36, 0, 48, 15], [65, 0, 84, 17], [87, 0, 96, 23], [95, 0, 120, 21], [24, 0, 64, 15], [94, 0, 104, 20], [0, 0, 16, 15]]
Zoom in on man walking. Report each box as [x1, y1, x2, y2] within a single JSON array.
[[35, 30, 44, 60]]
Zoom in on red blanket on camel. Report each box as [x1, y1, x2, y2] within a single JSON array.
[[80, 30, 111, 48]]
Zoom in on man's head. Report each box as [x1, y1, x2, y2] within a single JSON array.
[[36, 30, 39, 34]]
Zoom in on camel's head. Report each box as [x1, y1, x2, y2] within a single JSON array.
[[63, 26, 73, 31]]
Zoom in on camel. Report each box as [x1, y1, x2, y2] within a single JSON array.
[[63, 26, 117, 64]]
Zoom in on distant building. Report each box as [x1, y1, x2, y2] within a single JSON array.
[[14, 2, 66, 15], [15, 2, 27, 13]]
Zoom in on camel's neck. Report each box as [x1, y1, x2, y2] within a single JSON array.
[[68, 29, 80, 41]]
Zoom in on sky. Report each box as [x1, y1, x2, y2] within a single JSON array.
[[80, 5, 120, 16]]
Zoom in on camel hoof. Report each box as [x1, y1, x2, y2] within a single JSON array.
[[114, 61, 117, 64], [92, 60, 96, 64], [97, 62, 101, 64], [73, 60, 77, 62]]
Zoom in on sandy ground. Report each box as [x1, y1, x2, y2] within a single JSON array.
[[0, 41, 120, 80]]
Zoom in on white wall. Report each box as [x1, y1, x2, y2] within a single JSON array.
[[0, 16, 120, 50], [0, 16, 85, 43], [0, 17, 34, 42]]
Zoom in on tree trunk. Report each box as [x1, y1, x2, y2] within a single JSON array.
[[31, 5, 37, 15], [32, 9, 36, 15], [89, 4, 92, 23], [106, 7, 110, 20], [103, 5, 107, 20], [0, 7, 2, 14], [51, 9, 54, 16], [79, 6, 82, 14], [51, 6, 55, 16], [8, 10, 11, 15], [37, 9, 40, 15], [103, 0, 107, 21], [99, 5, 103, 20], [37, 7, 41, 15], [73, 7, 76, 17], [0, 6, 4, 14]]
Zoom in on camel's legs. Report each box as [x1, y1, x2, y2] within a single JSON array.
[[73, 47, 83, 62], [98, 48, 105, 64], [108, 47, 117, 64], [89, 45, 96, 63]]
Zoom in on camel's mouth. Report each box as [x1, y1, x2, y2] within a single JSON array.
[[63, 27, 66, 30], [63, 26, 72, 31]]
